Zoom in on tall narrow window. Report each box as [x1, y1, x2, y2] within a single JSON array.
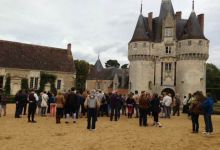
[[0, 76, 3, 89], [165, 47, 171, 54], [57, 80, 62, 90], [34, 78, 39, 89], [30, 77, 34, 89], [165, 63, 172, 71]]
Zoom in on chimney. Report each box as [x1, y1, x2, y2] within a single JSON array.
[[67, 43, 73, 60], [198, 14, 204, 33], [148, 12, 153, 31], [175, 11, 182, 20], [67, 43, 71, 51]]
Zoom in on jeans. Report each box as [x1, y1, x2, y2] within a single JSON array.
[[110, 107, 118, 121], [15, 103, 23, 117], [191, 113, 199, 132], [204, 114, 213, 133], [41, 107, 47, 116], [164, 106, 171, 118], [139, 108, 147, 126], [152, 111, 159, 122], [87, 108, 97, 129], [28, 102, 37, 121], [135, 104, 139, 117]]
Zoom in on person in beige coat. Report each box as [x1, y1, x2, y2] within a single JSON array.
[[55, 91, 65, 124]]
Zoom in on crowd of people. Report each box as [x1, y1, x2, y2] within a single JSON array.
[[0, 87, 215, 136]]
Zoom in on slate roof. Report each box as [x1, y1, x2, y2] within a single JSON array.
[[179, 11, 206, 40], [87, 61, 129, 89], [130, 14, 151, 42], [94, 58, 104, 72], [130, 0, 206, 43], [0, 40, 75, 73]]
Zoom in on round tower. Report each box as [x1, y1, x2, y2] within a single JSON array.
[[128, 9, 156, 93], [176, 10, 209, 99]]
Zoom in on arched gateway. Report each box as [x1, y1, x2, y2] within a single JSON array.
[[161, 88, 175, 97]]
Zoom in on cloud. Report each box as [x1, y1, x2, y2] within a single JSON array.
[[0, 0, 219, 68]]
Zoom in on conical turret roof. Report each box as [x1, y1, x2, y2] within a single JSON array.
[[180, 11, 206, 40], [94, 58, 103, 72], [130, 14, 150, 43], [159, 0, 175, 20]]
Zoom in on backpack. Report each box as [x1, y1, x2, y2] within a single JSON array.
[[88, 98, 97, 108]]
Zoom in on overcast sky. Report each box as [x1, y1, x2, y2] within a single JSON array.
[[0, 0, 219, 67]]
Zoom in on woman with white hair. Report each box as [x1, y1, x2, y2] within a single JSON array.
[[84, 90, 100, 131]]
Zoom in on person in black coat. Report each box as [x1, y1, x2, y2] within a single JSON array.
[[64, 87, 78, 123], [151, 93, 161, 127], [110, 92, 121, 121], [15, 90, 23, 118]]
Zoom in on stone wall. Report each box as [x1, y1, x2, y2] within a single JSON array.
[[0, 67, 75, 95]]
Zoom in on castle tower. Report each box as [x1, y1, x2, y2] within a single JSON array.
[[176, 2, 209, 98], [128, 3, 155, 93], [128, 0, 209, 97]]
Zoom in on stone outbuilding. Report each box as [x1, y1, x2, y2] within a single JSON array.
[[0, 40, 76, 95]]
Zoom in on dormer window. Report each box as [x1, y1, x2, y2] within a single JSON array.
[[164, 28, 173, 37], [199, 40, 203, 46]]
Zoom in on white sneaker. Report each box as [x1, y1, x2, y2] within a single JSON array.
[[202, 131, 207, 134], [205, 132, 210, 136]]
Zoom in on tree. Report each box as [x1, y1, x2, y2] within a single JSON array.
[[206, 63, 220, 100], [121, 64, 128, 69], [105, 60, 120, 68], [74, 60, 90, 92]]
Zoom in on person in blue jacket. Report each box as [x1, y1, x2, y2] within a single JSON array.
[[201, 93, 214, 136]]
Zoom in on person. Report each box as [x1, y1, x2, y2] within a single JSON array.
[[173, 94, 181, 116], [41, 91, 48, 116], [47, 91, 53, 114], [55, 91, 65, 124], [100, 93, 108, 117], [50, 93, 56, 117], [182, 96, 188, 113], [201, 93, 214, 136], [64, 87, 78, 124], [22, 90, 28, 115], [189, 92, 203, 133], [151, 93, 162, 127], [162, 93, 172, 118], [84, 91, 100, 130], [121, 95, 127, 116], [27, 89, 39, 123], [15, 90, 23, 118], [138, 91, 148, 127], [126, 93, 135, 118], [110, 91, 120, 121], [133, 90, 140, 118], [76, 91, 84, 118], [0, 89, 3, 117], [187, 93, 192, 117], [0, 89, 7, 116]]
